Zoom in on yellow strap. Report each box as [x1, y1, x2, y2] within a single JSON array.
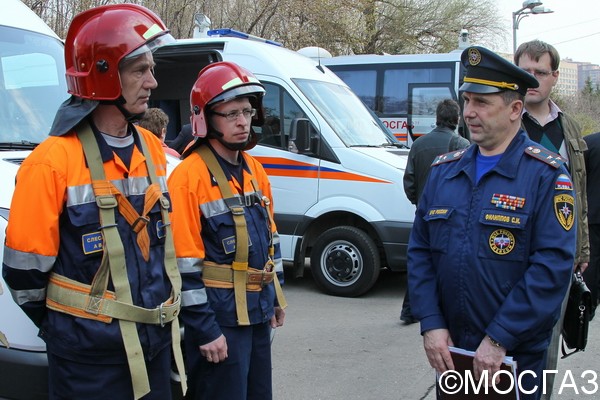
[[46, 273, 180, 325], [91, 180, 163, 262], [136, 126, 187, 396], [77, 123, 150, 399], [463, 76, 519, 91], [77, 122, 187, 398], [196, 146, 250, 325]]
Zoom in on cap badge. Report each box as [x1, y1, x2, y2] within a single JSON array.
[[468, 48, 481, 66]]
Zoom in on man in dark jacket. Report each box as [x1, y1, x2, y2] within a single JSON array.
[[400, 99, 470, 323], [403, 99, 470, 205]]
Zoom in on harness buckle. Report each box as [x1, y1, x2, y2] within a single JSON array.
[[230, 206, 245, 216], [131, 215, 150, 232], [260, 269, 269, 287], [159, 196, 170, 210], [158, 302, 166, 327], [96, 195, 118, 209]]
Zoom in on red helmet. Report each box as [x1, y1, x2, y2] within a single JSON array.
[[64, 4, 174, 100], [190, 61, 265, 140]]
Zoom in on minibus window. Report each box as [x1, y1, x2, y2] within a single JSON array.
[[0, 26, 67, 145]]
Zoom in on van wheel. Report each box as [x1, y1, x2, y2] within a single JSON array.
[[310, 226, 380, 297]]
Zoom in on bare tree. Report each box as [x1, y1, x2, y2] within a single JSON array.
[[23, 0, 505, 55]]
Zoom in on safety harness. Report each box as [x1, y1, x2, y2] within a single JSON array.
[[45, 121, 186, 399], [195, 145, 287, 326]]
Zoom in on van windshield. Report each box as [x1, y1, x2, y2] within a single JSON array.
[[294, 78, 397, 147], [0, 25, 67, 146]]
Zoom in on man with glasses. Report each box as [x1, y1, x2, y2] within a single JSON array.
[[515, 40, 589, 400], [168, 61, 286, 400]]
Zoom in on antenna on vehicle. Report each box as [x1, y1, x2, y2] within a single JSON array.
[[296, 46, 332, 72]]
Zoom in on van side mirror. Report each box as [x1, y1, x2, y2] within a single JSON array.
[[289, 118, 313, 154]]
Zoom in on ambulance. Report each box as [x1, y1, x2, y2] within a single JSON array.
[[0, 1, 67, 398], [151, 28, 415, 298]]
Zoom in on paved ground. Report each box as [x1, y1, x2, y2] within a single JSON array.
[[272, 267, 600, 400]]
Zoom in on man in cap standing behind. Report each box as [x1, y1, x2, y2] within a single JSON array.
[[408, 46, 576, 399]]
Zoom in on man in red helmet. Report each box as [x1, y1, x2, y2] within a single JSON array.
[[2, 4, 185, 400], [168, 61, 287, 400]]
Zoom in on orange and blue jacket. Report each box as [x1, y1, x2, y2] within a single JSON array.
[[2, 123, 173, 363], [168, 146, 283, 346]]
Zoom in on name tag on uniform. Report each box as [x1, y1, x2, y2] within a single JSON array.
[[82, 231, 103, 254], [481, 210, 527, 229], [222, 236, 253, 254]]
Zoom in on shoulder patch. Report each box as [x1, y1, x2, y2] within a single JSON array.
[[524, 146, 566, 168], [431, 149, 468, 166]]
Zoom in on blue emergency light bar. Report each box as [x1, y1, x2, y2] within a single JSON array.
[[206, 28, 282, 47]]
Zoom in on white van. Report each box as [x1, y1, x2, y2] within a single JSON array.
[[322, 52, 465, 146], [151, 29, 415, 298], [0, 1, 68, 398]]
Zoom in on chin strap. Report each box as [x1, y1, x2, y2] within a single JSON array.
[[100, 98, 145, 123]]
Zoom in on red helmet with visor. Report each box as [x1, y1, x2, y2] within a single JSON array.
[[64, 4, 173, 100], [190, 61, 265, 140]]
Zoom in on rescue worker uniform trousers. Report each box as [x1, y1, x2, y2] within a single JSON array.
[[185, 321, 272, 400], [47, 345, 172, 400]]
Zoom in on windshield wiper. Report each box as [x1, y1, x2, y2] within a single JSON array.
[[0, 141, 39, 150], [382, 142, 409, 149]]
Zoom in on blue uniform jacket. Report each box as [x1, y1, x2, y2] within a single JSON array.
[[408, 131, 575, 354]]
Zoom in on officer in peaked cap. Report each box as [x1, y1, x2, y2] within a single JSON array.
[[408, 45, 576, 400], [460, 45, 539, 95]]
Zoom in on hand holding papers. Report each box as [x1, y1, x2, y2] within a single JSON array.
[[437, 346, 519, 399]]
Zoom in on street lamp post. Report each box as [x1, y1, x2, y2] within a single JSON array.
[[512, 0, 554, 53]]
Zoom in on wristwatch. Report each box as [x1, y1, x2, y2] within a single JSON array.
[[488, 336, 503, 348]]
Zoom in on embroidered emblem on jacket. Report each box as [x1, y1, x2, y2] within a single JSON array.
[[489, 229, 515, 255], [554, 194, 575, 231]]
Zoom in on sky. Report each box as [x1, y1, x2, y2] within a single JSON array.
[[493, 0, 600, 65]]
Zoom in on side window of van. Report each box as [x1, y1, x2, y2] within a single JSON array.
[[258, 82, 307, 153], [382, 67, 452, 114]]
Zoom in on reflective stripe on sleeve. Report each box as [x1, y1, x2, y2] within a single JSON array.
[[181, 288, 208, 307], [274, 258, 284, 273], [177, 257, 203, 274], [9, 287, 46, 305], [3, 246, 55, 272]]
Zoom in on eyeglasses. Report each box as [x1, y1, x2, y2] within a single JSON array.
[[212, 108, 256, 122], [523, 69, 556, 79]]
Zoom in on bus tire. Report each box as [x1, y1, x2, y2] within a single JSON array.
[[310, 226, 380, 297]]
